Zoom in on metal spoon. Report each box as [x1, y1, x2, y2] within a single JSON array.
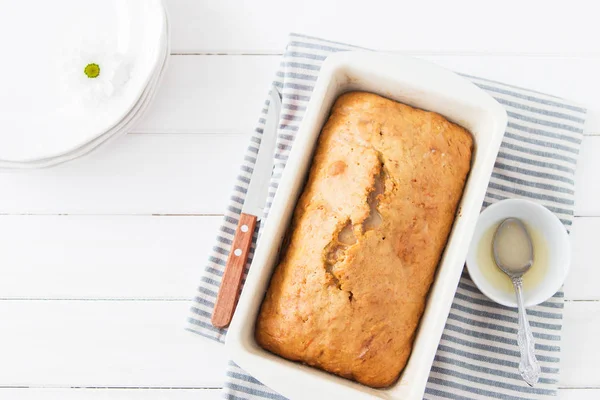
[[493, 218, 541, 386]]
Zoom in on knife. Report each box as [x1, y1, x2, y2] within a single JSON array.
[[211, 88, 282, 329]]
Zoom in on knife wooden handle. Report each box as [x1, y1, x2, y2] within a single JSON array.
[[211, 212, 258, 328]]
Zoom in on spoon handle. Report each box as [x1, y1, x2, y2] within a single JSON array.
[[512, 276, 541, 386]]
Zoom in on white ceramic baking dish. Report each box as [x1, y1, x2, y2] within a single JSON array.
[[226, 51, 507, 400]]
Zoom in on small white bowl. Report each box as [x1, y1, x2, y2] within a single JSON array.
[[466, 198, 570, 308]]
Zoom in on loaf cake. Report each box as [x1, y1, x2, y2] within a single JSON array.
[[255, 92, 473, 388]]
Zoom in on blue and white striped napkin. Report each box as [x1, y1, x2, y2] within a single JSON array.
[[188, 34, 587, 399]]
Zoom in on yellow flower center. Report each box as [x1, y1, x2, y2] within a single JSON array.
[[84, 63, 100, 79]]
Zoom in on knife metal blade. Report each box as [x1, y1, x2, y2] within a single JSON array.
[[241, 88, 281, 220]]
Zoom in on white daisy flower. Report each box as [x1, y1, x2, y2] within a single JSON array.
[[60, 45, 131, 107]]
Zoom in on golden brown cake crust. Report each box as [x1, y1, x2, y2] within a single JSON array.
[[255, 92, 473, 388]]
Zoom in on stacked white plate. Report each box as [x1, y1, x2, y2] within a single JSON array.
[[0, 0, 169, 168]]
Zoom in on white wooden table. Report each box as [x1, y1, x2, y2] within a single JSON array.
[[1, 1, 599, 399]]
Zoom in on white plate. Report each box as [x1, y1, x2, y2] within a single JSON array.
[[0, 0, 166, 162], [0, 6, 170, 170], [466, 199, 571, 308], [226, 51, 507, 400]]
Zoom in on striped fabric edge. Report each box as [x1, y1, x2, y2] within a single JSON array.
[[185, 33, 587, 400], [223, 361, 287, 400]]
